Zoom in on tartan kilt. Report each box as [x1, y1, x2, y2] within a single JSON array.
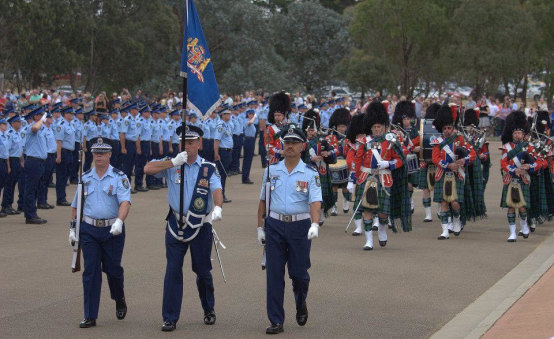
[[320, 168, 334, 213], [408, 171, 419, 186], [482, 159, 491, 189], [433, 173, 465, 203], [500, 180, 530, 208], [353, 178, 391, 216], [417, 164, 436, 191], [544, 170, 554, 215], [527, 172, 548, 219]]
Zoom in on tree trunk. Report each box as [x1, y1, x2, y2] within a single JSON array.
[[521, 75, 528, 106]]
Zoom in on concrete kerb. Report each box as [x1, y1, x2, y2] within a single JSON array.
[[430, 231, 554, 339]]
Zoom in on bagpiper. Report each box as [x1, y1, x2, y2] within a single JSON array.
[[352, 102, 405, 250], [500, 110, 543, 242], [432, 103, 476, 240], [327, 108, 352, 215], [264, 92, 289, 165], [301, 109, 335, 224]]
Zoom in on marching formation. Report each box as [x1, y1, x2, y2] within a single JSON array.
[[2, 91, 554, 335]]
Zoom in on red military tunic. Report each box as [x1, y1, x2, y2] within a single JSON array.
[[353, 135, 404, 187], [431, 133, 476, 181], [264, 124, 283, 164]]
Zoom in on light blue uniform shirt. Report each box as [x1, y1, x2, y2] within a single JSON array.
[[153, 156, 222, 212], [137, 116, 152, 141], [160, 119, 171, 142], [83, 120, 99, 142], [201, 119, 211, 139], [122, 115, 140, 141], [24, 124, 48, 159], [150, 118, 162, 143], [109, 119, 120, 140], [209, 117, 219, 139], [231, 115, 244, 135], [71, 165, 131, 219], [71, 119, 83, 143], [259, 159, 322, 215], [288, 112, 300, 125], [170, 120, 180, 143], [6, 128, 23, 157], [55, 119, 76, 150], [0, 131, 11, 159], [244, 118, 256, 137], [100, 122, 112, 139], [214, 120, 233, 148], [45, 125, 57, 153]]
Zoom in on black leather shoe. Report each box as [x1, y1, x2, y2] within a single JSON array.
[[296, 303, 308, 326], [47, 204, 55, 209], [57, 200, 71, 206], [37, 204, 50, 209], [0, 211, 6, 218], [363, 245, 373, 251], [371, 226, 378, 231], [507, 239, 516, 243], [266, 323, 284, 334], [352, 231, 361, 236], [161, 321, 176, 332], [79, 319, 96, 328], [135, 187, 148, 192], [147, 185, 160, 190], [379, 240, 387, 247], [116, 298, 127, 320], [3, 207, 19, 215], [204, 310, 216, 325], [26, 217, 47, 224], [223, 198, 232, 203], [423, 218, 432, 223], [131, 189, 137, 194], [242, 180, 254, 184]]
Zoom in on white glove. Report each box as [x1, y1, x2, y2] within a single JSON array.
[[211, 206, 222, 222], [110, 218, 124, 235], [171, 151, 188, 167], [307, 223, 319, 240], [69, 228, 77, 246], [347, 181, 354, 193], [41, 112, 47, 122], [378, 160, 390, 169], [257, 227, 265, 245]]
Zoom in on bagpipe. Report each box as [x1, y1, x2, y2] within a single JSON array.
[[530, 114, 553, 157]]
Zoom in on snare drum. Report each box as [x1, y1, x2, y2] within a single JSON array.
[[329, 158, 349, 184], [420, 119, 441, 163], [406, 154, 419, 174]]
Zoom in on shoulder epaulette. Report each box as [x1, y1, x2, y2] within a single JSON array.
[[306, 164, 318, 172], [112, 167, 125, 176], [201, 159, 216, 167], [83, 169, 92, 176]]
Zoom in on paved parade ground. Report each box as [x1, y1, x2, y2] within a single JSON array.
[[2, 141, 554, 338]]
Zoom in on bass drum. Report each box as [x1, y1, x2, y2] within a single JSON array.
[[420, 119, 441, 163]]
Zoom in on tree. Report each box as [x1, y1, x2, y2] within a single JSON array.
[[273, 0, 349, 92]]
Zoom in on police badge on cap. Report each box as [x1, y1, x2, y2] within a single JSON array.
[[91, 138, 112, 153]]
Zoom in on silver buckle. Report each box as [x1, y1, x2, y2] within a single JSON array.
[[97, 219, 105, 227], [283, 215, 291, 222]]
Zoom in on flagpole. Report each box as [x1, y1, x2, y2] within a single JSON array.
[[179, 0, 188, 228]]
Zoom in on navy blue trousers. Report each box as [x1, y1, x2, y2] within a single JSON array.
[[172, 143, 179, 158], [230, 134, 243, 172], [38, 153, 55, 205], [2, 158, 23, 209], [242, 136, 255, 182], [56, 149, 73, 203], [122, 140, 137, 181], [84, 140, 94, 173], [162, 141, 170, 157], [80, 222, 125, 320], [110, 140, 121, 169], [134, 140, 150, 188], [258, 129, 267, 167], [162, 214, 214, 323], [23, 157, 45, 218], [216, 149, 232, 197], [0, 159, 7, 200], [265, 217, 311, 325], [70, 142, 80, 182], [147, 142, 163, 186]]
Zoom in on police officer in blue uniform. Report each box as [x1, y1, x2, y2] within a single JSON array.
[[169, 109, 181, 157], [242, 109, 257, 184], [70, 108, 84, 184], [0, 117, 10, 217], [83, 111, 99, 172], [146, 108, 163, 189], [1, 115, 24, 215], [230, 105, 244, 175], [109, 108, 121, 168], [144, 124, 224, 332], [55, 107, 76, 206], [69, 140, 131, 328], [37, 112, 57, 209], [256, 126, 322, 335], [214, 107, 233, 203], [120, 103, 140, 193], [23, 106, 49, 224], [134, 106, 152, 192]]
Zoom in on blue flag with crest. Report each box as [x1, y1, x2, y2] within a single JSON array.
[[180, 0, 220, 118]]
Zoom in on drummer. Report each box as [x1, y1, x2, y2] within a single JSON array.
[[417, 103, 441, 223], [327, 108, 352, 216], [302, 109, 335, 225], [391, 100, 420, 214]]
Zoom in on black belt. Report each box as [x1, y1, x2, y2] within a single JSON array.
[[9, 157, 20, 161], [62, 148, 73, 152], [26, 156, 45, 162], [0, 158, 6, 163], [48, 152, 56, 156], [220, 148, 232, 152]]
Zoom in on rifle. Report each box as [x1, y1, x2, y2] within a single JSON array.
[[71, 145, 85, 273]]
